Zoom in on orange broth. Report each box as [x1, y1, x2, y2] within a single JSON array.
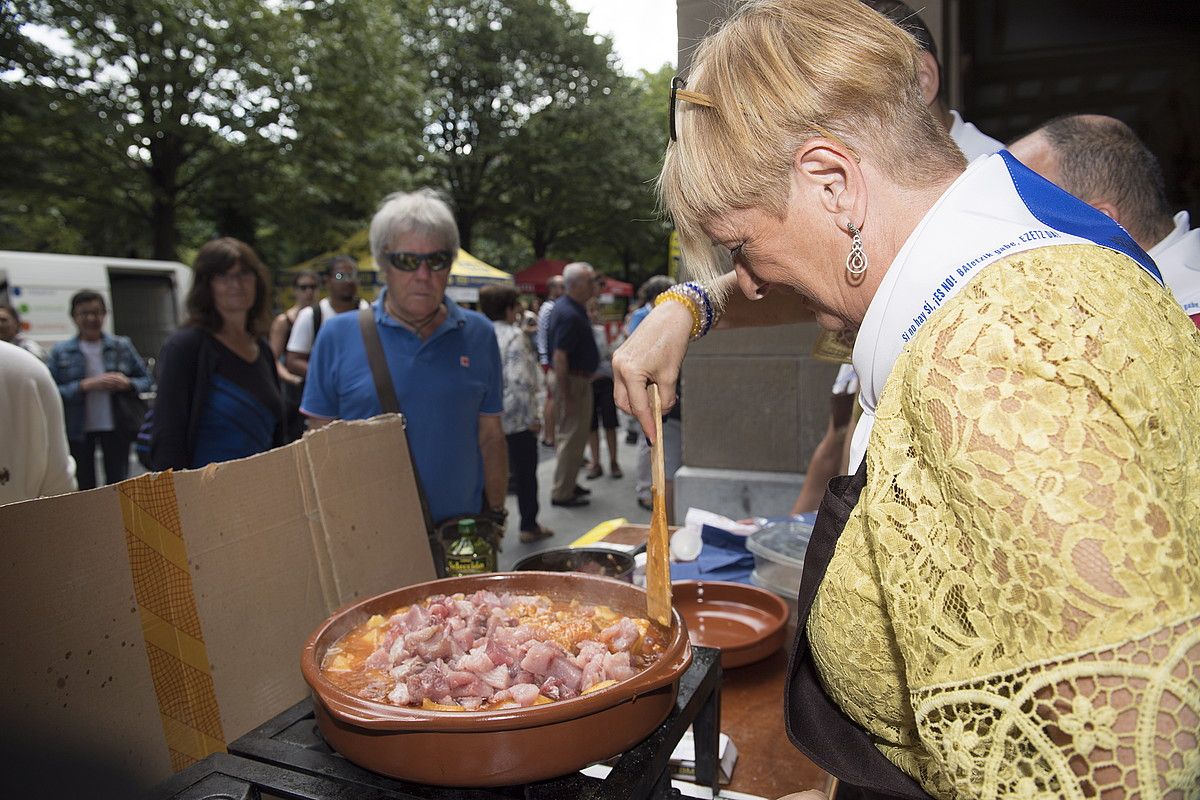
[[320, 592, 667, 709]]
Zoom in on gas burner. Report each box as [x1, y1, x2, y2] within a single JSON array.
[[151, 646, 722, 800]]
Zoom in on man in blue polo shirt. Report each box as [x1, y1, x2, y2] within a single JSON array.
[[300, 188, 508, 530], [547, 261, 600, 507]]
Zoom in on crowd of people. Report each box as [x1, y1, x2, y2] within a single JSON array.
[[0, 185, 673, 543]]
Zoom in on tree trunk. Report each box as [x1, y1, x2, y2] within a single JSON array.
[[151, 195, 178, 261], [456, 207, 475, 252], [148, 135, 183, 261]]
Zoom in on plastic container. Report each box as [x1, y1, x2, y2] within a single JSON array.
[[751, 568, 799, 625], [746, 519, 813, 601]]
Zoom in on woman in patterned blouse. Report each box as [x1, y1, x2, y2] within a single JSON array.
[[612, 1, 1199, 797]]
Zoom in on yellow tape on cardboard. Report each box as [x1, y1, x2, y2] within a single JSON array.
[[119, 473, 226, 772]]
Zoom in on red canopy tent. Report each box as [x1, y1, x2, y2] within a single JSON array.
[[515, 259, 633, 297]]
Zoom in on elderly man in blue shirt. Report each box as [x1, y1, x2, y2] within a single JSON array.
[[300, 188, 508, 534]]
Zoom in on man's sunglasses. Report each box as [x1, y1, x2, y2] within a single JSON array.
[[295, 283, 318, 291], [385, 250, 455, 272]]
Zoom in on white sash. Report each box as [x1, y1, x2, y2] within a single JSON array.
[[848, 152, 1163, 470]]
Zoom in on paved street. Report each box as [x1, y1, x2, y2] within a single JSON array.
[[499, 426, 650, 569]]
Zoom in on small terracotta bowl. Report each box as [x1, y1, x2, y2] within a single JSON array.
[[301, 571, 692, 787], [671, 580, 790, 668]]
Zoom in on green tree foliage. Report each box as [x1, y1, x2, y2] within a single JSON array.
[[2, 0, 297, 260], [1, 0, 677, 286], [486, 63, 673, 283], [238, 0, 428, 268], [405, 0, 618, 250]]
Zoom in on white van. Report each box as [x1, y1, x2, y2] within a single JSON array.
[[0, 251, 192, 363]]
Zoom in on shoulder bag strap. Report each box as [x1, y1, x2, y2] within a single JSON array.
[[357, 307, 400, 413], [357, 307, 437, 549]]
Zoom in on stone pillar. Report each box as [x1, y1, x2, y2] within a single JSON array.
[[675, 324, 839, 520]]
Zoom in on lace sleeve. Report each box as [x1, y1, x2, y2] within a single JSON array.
[[878, 250, 1200, 798]]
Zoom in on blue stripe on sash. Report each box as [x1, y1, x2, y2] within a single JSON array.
[[999, 150, 1163, 285]]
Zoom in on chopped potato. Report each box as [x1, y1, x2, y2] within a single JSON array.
[[421, 698, 466, 712], [583, 679, 617, 694], [325, 653, 353, 672]]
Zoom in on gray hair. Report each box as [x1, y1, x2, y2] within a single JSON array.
[[562, 262, 594, 289], [369, 188, 460, 266], [638, 275, 677, 305], [1035, 115, 1174, 246]]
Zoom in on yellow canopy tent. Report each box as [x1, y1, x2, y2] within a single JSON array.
[[287, 229, 513, 304]]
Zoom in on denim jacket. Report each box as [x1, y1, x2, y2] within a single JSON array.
[[48, 333, 154, 441]]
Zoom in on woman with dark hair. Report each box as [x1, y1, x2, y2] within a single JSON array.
[[150, 237, 283, 470]]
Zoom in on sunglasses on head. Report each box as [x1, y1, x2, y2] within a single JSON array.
[[667, 75, 862, 162], [668, 76, 715, 143], [385, 250, 455, 272]]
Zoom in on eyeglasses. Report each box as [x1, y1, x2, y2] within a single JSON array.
[[330, 270, 357, 282], [213, 269, 257, 285], [295, 283, 318, 291], [667, 75, 861, 163], [384, 250, 455, 272]]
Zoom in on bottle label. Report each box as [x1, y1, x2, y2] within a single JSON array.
[[446, 556, 488, 576]]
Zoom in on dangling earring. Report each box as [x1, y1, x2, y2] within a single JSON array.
[[846, 221, 867, 275]]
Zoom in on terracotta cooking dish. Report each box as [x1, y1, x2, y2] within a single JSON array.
[[301, 571, 692, 787], [671, 580, 790, 668]]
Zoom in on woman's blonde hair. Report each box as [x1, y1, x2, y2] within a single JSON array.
[[661, 0, 965, 282]]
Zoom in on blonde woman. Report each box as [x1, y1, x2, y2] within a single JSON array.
[[613, 1, 1200, 797]]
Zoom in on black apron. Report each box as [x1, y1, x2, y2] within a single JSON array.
[[784, 458, 933, 800]]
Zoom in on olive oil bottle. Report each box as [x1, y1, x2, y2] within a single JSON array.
[[445, 518, 496, 576]]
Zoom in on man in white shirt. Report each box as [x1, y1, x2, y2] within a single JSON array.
[[1, 341, 76, 505], [285, 254, 369, 378], [864, 0, 1004, 161], [1008, 114, 1200, 327]]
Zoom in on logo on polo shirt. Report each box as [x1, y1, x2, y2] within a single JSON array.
[[460, 355, 470, 368]]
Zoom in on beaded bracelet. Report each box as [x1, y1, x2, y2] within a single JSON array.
[[653, 281, 723, 341], [654, 288, 703, 339], [680, 281, 718, 333]]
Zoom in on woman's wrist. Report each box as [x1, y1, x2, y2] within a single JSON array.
[[653, 281, 724, 340]]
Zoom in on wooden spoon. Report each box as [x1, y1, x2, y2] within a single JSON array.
[[646, 384, 672, 627]]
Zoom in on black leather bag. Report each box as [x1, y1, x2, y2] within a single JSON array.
[[113, 390, 150, 440]]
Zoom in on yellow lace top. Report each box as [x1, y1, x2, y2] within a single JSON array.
[[809, 245, 1200, 799]]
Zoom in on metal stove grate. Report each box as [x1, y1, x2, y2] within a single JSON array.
[[150, 646, 722, 800]]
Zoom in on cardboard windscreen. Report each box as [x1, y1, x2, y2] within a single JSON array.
[[0, 414, 435, 787]]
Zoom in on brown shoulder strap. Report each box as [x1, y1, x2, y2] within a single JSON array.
[[356, 306, 438, 546], [357, 306, 400, 414]]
